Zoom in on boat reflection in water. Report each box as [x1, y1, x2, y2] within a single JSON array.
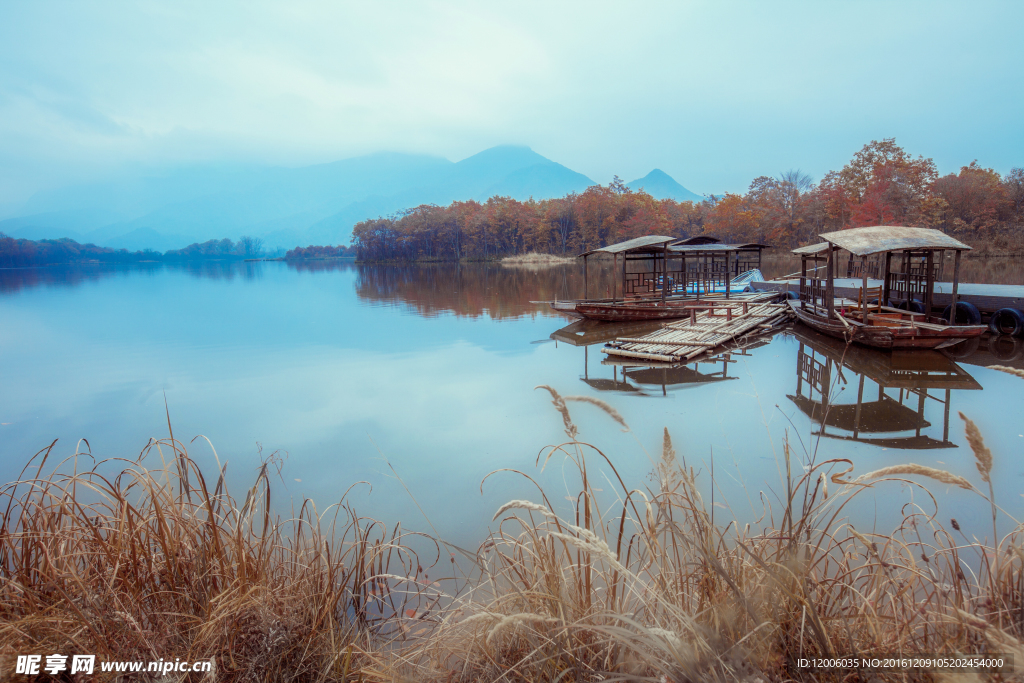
[[789, 327, 981, 450], [550, 318, 769, 396]]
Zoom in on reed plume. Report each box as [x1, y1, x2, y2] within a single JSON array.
[[989, 364, 1024, 379], [564, 394, 629, 431], [960, 412, 993, 484], [961, 411, 1000, 581], [844, 463, 973, 490]]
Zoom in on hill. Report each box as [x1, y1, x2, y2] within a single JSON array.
[[4, 147, 595, 251], [627, 169, 703, 203]]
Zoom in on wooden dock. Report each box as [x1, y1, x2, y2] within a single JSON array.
[[603, 302, 791, 362], [752, 278, 1024, 316]]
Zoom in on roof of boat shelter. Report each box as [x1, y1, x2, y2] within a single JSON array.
[[668, 242, 770, 253], [818, 226, 972, 256], [578, 235, 677, 257], [792, 242, 830, 255], [673, 235, 722, 245], [581, 235, 770, 257]]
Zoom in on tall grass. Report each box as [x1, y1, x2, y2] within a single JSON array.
[[500, 253, 577, 267], [1, 378, 1022, 681], [0, 435, 429, 681]]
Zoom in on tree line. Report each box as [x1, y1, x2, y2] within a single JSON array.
[[284, 244, 355, 259], [0, 235, 266, 268], [351, 139, 1023, 260]]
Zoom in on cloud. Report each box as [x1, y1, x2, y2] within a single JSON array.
[[0, 0, 1021, 206]]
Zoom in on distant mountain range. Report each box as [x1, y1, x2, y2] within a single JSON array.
[[0, 146, 704, 251]]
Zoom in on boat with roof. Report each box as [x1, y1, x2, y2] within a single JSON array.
[[540, 235, 774, 321], [787, 226, 987, 350]]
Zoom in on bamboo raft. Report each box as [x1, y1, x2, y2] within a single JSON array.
[[603, 302, 792, 362]]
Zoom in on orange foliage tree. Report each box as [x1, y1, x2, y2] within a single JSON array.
[[934, 161, 1009, 233]]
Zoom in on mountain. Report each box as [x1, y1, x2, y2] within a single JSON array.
[[104, 227, 193, 253], [4, 146, 597, 251], [627, 169, 703, 203]]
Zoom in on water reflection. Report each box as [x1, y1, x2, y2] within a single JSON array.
[[550, 317, 772, 396], [789, 327, 981, 449], [354, 263, 593, 319], [0, 260, 265, 294]]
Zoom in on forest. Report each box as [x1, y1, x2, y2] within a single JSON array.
[[352, 139, 1024, 261], [284, 244, 355, 259], [0, 235, 266, 268]]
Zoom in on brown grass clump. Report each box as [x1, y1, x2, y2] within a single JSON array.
[[390, 395, 1024, 682], [2, 391, 1023, 681], [500, 253, 576, 268], [0, 437, 430, 682]]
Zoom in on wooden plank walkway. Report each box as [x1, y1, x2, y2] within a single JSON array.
[[603, 302, 791, 362], [752, 278, 1024, 315]]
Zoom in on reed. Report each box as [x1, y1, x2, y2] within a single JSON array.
[[394, 389, 1024, 682], [0, 436, 426, 682], [1, 391, 1021, 681], [500, 253, 576, 267]]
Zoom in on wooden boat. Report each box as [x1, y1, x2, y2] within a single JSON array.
[[576, 291, 777, 322], [787, 300, 985, 349], [539, 235, 772, 319], [789, 226, 987, 350]]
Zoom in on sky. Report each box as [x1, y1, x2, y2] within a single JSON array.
[[1, 0, 1022, 208]]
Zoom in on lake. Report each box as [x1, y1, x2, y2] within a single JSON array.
[[1, 259, 1022, 551]]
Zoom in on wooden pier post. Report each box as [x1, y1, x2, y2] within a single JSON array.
[[924, 249, 934, 313], [662, 243, 668, 302], [583, 254, 588, 301], [901, 251, 910, 307], [825, 246, 835, 320], [882, 252, 892, 305], [800, 254, 807, 310], [951, 249, 962, 325], [861, 255, 869, 314], [725, 251, 731, 300]]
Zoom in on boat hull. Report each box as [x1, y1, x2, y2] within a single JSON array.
[[549, 270, 767, 320], [574, 299, 708, 322], [787, 301, 986, 350]]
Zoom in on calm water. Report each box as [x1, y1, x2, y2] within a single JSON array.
[[1, 260, 1022, 549]]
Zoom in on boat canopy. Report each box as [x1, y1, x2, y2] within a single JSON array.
[[578, 235, 676, 256], [818, 226, 972, 256], [672, 235, 722, 245], [792, 242, 829, 255], [669, 242, 770, 253]]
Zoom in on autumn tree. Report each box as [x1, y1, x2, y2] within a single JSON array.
[[835, 139, 941, 227], [660, 199, 706, 238], [542, 194, 579, 255], [1004, 167, 1024, 225], [575, 185, 618, 251], [704, 194, 760, 242], [933, 161, 1008, 233]]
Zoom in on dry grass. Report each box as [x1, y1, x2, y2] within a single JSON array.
[[500, 253, 576, 268], [386, 389, 1023, 682], [2, 386, 1023, 681], [0, 436, 430, 682]]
